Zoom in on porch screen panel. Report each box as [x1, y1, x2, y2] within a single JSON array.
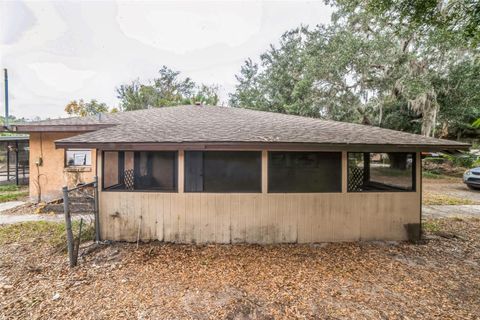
[[347, 152, 415, 192], [102, 151, 177, 191], [185, 151, 262, 193], [268, 152, 342, 193], [134, 151, 177, 191]]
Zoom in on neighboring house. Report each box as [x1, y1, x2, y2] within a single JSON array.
[[0, 135, 29, 185], [11, 105, 468, 243]]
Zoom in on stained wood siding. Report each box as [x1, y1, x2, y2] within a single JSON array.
[[98, 151, 421, 243]]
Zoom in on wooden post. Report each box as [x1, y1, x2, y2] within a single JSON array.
[[6, 145, 9, 182], [261, 150, 268, 194], [15, 141, 19, 186], [178, 150, 184, 193], [341, 151, 347, 193], [93, 176, 100, 242], [63, 186, 75, 267], [73, 218, 83, 266]]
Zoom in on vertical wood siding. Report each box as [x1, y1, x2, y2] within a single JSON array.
[[98, 151, 421, 243]]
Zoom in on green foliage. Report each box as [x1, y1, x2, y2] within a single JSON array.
[[473, 118, 480, 128], [338, 0, 480, 48], [117, 66, 219, 111], [65, 99, 111, 117], [436, 59, 480, 138], [230, 1, 479, 138], [442, 153, 478, 168]]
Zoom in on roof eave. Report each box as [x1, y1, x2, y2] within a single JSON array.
[[54, 141, 471, 152], [10, 123, 116, 133]]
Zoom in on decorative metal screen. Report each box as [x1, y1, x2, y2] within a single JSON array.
[[348, 166, 364, 192], [124, 169, 135, 191]]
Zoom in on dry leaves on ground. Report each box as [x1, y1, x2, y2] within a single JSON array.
[[1, 218, 479, 319]]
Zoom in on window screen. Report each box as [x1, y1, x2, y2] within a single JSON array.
[[66, 149, 91, 166], [185, 151, 261, 193], [268, 152, 342, 193], [348, 152, 415, 192], [102, 151, 177, 191]]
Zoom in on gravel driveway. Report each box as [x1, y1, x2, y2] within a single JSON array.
[[423, 177, 480, 203]]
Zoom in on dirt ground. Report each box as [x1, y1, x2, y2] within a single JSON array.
[[1, 218, 479, 319], [423, 176, 480, 204]]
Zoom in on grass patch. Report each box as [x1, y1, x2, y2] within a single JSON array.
[[0, 184, 28, 203], [422, 170, 460, 180], [0, 220, 94, 250], [0, 184, 22, 192], [423, 220, 441, 233], [0, 191, 28, 202], [423, 193, 475, 205], [423, 171, 444, 179]]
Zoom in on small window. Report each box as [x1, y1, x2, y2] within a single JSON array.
[[102, 151, 177, 192], [348, 152, 415, 192], [185, 151, 261, 193], [268, 152, 342, 193], [66, 149, 91, 166]]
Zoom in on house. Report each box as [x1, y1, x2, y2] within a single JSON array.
[[0, 135, 29, 185], [11, 105, 469, 243]]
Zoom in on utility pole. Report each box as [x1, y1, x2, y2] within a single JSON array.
[[4, 69, 9, 128]]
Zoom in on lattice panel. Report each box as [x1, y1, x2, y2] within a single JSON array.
[[348, 166, 364, 191], [124, 169, 135, 191]]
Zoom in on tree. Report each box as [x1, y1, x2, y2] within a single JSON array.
[[117, 66, 219, 111], [230, 1, 479, 138], [65, 99, 110, 117], [334, 0, 480, 48], [436, 58, 480, 138]]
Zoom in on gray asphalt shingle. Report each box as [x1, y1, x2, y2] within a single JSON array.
[[21, 105, 468, 148]]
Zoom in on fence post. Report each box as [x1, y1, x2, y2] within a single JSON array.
[[63, 186, 75, 267], [15, 141, 19, 186], [93, 176, 100, 242], [73, 218, 83, 266]]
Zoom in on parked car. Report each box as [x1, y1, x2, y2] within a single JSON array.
[[463, 167, 480, 190]]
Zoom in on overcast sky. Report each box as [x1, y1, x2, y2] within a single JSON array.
[[0, 1, 333, 119]]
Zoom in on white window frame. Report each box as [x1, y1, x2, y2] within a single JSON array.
[[65, 149, 92, 167]]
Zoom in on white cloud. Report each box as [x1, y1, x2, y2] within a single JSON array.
[[1, 1, 333, 119], [117, 2, 262, 54], [28, 62, 96, 93]]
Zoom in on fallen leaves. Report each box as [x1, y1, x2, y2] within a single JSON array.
[[0, 217, 479, 319]]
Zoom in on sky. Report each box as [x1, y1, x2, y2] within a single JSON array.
[[0, 1, 333, 119]]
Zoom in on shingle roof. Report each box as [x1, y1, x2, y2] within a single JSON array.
[[48, 105, 469, 150], [11, 112, 122, 131]]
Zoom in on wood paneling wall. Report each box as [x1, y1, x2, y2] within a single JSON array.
[[98, 151, 421, 243]]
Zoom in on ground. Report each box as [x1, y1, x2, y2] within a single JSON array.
[[423, 175, 480, 205], [0, 218, 479, 319], [0, 176, 479, 319]]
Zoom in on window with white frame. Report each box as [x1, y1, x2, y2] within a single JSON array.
[[66, 149, 92, 167]]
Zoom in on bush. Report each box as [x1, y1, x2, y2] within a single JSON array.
[[442, 153, 478, 168]]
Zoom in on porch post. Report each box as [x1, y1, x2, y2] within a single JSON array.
[[261, 150, 268, 194], [341, 151, 347, 193], [178, 150, 184, 193]]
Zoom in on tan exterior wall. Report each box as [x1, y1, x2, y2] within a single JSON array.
[[29, 132, 97, 202], [98, 150, 421, 243]]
